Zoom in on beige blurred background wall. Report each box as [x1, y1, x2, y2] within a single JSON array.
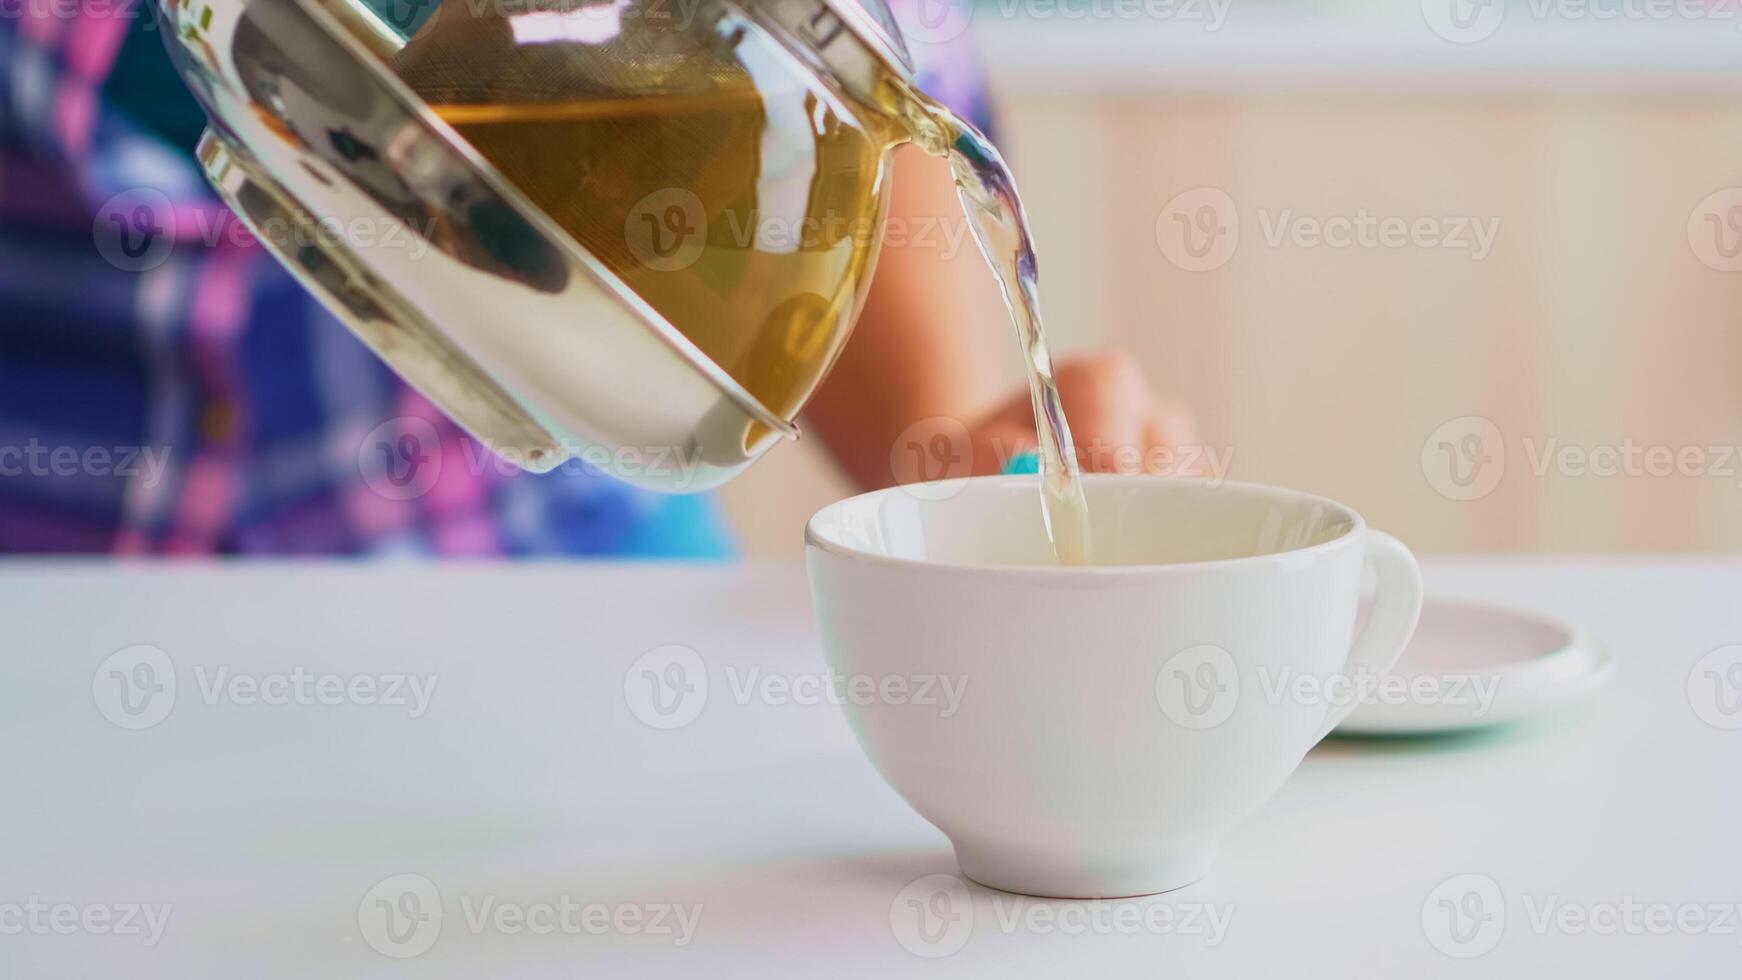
[[720, 33, 1742, 559]]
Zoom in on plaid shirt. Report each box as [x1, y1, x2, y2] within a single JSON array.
[[0, 3, 988, 555]]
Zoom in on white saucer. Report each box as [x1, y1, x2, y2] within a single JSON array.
[[1335, 597, 1615, 736]]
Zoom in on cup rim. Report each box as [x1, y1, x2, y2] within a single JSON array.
[[804, 474, 1367, 577]]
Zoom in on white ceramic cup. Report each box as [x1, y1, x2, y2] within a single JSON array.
[[805, 475, 1423, 898]]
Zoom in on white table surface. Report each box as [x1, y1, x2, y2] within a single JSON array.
[[2, 557, 1738, 977]]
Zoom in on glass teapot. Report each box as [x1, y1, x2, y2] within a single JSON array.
[[159, 0, 921, 490]]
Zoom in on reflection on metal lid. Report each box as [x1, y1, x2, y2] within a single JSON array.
[[509, 2, 632, 46]]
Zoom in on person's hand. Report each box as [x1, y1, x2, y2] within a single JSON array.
[[967, 351, 1201, 476], [804, 153, 1206, 490]]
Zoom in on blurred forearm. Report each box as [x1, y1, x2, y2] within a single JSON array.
[[805, 147, 1009, 490]]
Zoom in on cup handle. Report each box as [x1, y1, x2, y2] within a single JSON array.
[[1316, 530, 1424, 740]]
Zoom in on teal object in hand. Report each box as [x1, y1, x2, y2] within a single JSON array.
[[1002, 450, 1041, 475]]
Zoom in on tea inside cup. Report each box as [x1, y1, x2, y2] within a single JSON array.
[[809, 473, 1357, 569]]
